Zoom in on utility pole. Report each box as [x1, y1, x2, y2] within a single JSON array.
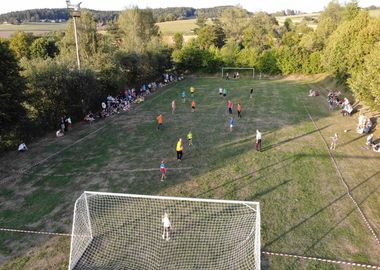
[[66, 0, 82, 70]]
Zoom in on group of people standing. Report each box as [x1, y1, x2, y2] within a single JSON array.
[[157, 85, 263, 182]]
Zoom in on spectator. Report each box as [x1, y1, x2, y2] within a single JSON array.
[[18, 143, 28, 152]]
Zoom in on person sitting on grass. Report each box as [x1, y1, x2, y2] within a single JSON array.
[[56, 130, 64, 137], [219, 87, 223, 96], [367, 134, 374, 147], [84, 112, 95, 123], [18, 143, 28, 153], [373, 143, 380, 153]]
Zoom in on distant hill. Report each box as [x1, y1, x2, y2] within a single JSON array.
[[0, 6, 237, 25]]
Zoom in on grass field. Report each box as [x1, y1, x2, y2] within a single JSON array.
[[0, 75, 379, 269], [0, 22, 67, 38]]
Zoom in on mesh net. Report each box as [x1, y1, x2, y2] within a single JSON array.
[[69, 192, 260, 270]]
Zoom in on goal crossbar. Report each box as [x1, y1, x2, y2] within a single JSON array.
[[222, 67, 255, 78]]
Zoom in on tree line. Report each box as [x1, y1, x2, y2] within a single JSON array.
[[172, 1, 380, 108], [0, 6, 238, 24], [1, 1, 380, 152]]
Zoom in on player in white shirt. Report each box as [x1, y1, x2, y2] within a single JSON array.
[[162, 212, 171, 241], [256, 130, 262, 152]]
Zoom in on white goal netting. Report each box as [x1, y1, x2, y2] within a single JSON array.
[[69, 191, 261, 270]]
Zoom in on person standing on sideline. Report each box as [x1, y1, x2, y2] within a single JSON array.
[[156, 114, 163, 130], [237, 103, 242, 118], [162, 212, 172, 241], [228, 100, 233, 115], [171, 100, 176, 115], [181, 90, 186, 103], [191, 100, 196, 112], [176, 138, 183, 161], [229, 117, 235, 132], [160, 160, 167, 181], [330, 133, 338, 150], [256, 129, 262, 152], [250, 88, 253, 99]]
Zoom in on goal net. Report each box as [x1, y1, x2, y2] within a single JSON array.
[[222, 67, 255, 78], [69, 191, 261, 270]]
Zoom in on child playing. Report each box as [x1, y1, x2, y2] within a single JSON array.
[[330, 133, 338, 150], [190, 87, 195, 98], [229, 117, 235, 132], [171, 100, 176, 114], [162, 212, 172, 241], [157, 114, 163, 130], [181, 91, 186, 103], [187, 131, 193, 146], [191, 100, 196, 112], [237, 103, 242, 118], [219, 87, 223, 96], [160, 160, 167, 181], [228, 100, 233, 115]]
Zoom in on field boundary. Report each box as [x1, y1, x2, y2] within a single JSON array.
[[303, 104, 380, 247], [1, 227, 379, 269]]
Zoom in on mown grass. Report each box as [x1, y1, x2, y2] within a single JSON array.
[[0, 76, 379, 269]]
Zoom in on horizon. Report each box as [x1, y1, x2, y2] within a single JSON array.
[[0, 0, 379, 16]]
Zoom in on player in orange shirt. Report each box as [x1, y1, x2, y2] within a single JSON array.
[[237, 103, 242, 118], [191, 100, 196, 112], [156, 114, 163, 130]]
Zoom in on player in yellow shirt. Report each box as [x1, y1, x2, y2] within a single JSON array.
[[176, 138, 183, 161], [187, 131, 193, 146]]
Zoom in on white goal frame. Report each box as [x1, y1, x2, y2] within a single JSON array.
[[222, 67, 255, 78], [68, 191, 261, 270]]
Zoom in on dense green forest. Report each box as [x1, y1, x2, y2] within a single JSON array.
[[0, 6, 239, 24], [1, 1, 380, 151]]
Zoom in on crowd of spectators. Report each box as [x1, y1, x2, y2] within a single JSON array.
[[84, 73, 184, 123]]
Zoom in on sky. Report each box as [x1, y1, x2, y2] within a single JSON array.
[[0, 0, 379, 15]]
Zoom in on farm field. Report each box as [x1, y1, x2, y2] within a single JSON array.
[[0, 76, 380, 269], [0, 22, 67, 38]]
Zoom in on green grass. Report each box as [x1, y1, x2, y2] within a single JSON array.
[[0, 76, 379, 269], [156, 19, 198, 35], [0, 22, 67, 32]]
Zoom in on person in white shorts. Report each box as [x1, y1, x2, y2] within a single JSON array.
[[162, 212, 172, 241]]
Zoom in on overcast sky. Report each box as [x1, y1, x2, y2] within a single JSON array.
[[0, 0, 378, 15]]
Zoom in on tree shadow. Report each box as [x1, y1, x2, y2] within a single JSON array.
[[264, 171, 380, 249], [261, 125, 330, 152]]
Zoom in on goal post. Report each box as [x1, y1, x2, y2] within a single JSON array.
[[69, 191, 261, 270], [222, 67, 255, 78]]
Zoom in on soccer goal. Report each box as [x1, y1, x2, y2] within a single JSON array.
[[222, 67, 255, 78], [69, 191, 261, 270]]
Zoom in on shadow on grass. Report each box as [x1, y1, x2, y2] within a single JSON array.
[[261, 125, 330, 152], [264, 171, 380, 249]]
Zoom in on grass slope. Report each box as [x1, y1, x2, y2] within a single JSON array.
[[0, 76, 379, 269]]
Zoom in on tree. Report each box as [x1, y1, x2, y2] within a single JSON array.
[[0, 40, 26, 150], [242, 12, 279, 50], [220, 6, 249, 41], [9, 31, 34, 59], [197, 25, 226, 49], [30, 36, 59, 59], [348, 42, 380, 109], [118, 7, 160, 52], [173, 32, 184, 50], [196, 10, 206, 28], [256, 49, 280, 74], [343, 0, 360, 21]]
